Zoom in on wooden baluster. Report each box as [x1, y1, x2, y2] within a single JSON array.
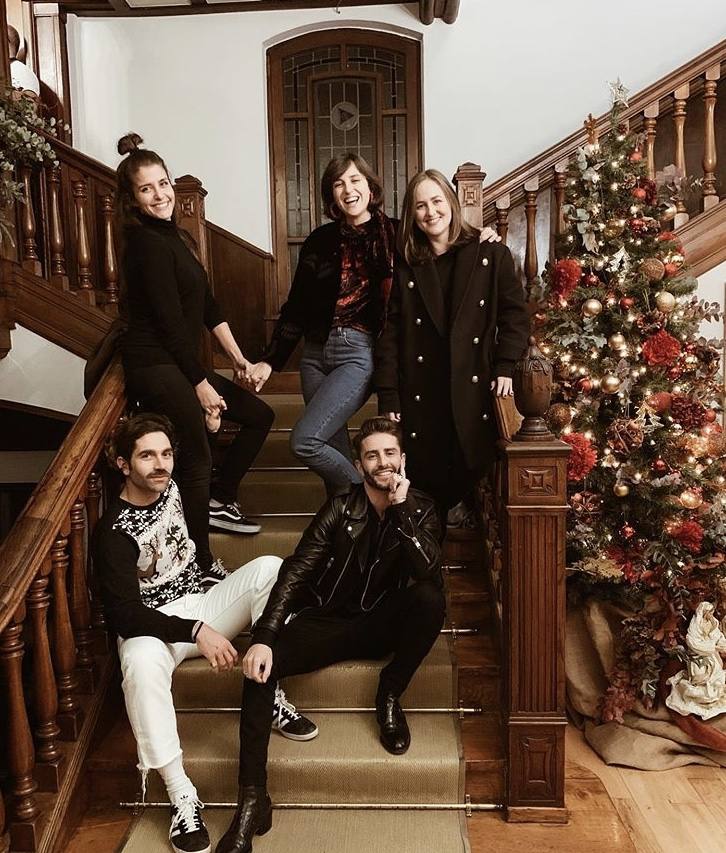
[[85, 470, 107, 636], [673, 83, 690, 227], [523, 177, 539, 293], [72, 177, 95, 303], [26, 557, 63, 792], [19, 165, 42, 276], [100, 194, 119, 309], [46, 163, 69, 288], [553, 163, 567, 237], [69, 498, 96, 692], [643, 102, 659, 181], [452, 161, 486, 230], [495, 194, 510, 245], [51, 530, 84, 739], [702, 63, 721, 211], [0, 606, 41, 851]]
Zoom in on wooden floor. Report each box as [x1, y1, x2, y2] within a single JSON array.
[[65, 723, 726, 853]]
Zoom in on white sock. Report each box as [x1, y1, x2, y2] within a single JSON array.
[[209, 498, 223, 508], [158, 755, 196, 805]]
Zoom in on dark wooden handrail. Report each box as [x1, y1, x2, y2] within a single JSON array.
[[0, 358, 125, 636]]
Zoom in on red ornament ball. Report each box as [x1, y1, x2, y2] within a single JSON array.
[[632, 187, 647, 200], [630, 218, 646, 233], [584, 273, 600, 287], [652, 458, 668, 473], [663, 262, 679, 277], [704, 409, 718, 423], [630, 150, 643, 162], [619, 296, 635, 310], [620, 524, 636, 540], [645, 391, 672, 413], [668, 365, 682, 380], [576, 377, 592, 394]]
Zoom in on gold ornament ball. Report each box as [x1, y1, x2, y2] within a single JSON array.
[[640, 257, 666, 282], [679, 488, 703, 509], [655, 291, 676, 313], [582, 298, 603, 317], [601, 374, 622, 394], [603, 218, 625, 238], [547, 403, 573, 430], [608, 333, 626, 350], [613, 483, 630, 497]]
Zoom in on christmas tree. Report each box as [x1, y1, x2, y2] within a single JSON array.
[[535, 82, 726, 720]]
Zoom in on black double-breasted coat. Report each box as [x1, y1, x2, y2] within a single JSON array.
[[374, 238, 529, 500]]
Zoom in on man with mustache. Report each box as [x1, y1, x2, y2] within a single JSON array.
[[93, 413, 316, 853], [216, 416, 445, 853]]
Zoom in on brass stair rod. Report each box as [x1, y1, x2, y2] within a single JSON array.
[[234, 627, 478, 637], [175, 706, 483, 714], [120, 801, 503, 812]]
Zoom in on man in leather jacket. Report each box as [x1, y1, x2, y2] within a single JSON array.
[[216, 417, 445, 853]]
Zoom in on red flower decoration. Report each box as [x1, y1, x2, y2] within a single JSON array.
[[671, 520, 704, 555], [561, 432, 597, 482], [552, 259, 582, 299], [642, 329, 682, 366], [606, 545, 641, 583]]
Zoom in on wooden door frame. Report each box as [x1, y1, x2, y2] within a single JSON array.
[[266, 28, 422, 341]]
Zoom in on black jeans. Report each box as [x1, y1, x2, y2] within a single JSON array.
[[125, 363, 274, 569], [238, 580, 446, 787]]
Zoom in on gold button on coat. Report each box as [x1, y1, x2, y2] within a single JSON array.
[[482, 257, 489, 266], [472, 375, 479, 383]]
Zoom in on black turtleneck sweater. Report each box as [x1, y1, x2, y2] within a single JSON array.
[[121, 214, 225, 386]]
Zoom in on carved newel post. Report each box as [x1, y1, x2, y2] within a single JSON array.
[[512, 337, 554, 442], [499, 338, 570, 822]]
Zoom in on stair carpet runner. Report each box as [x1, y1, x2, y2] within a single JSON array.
[[120, 395, 474, 853]]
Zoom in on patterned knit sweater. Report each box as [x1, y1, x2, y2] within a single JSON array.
[[92, 480, 204, 643]]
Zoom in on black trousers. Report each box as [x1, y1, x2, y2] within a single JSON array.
[[125, 363, 274, 569], [238, 580, 446, 787]]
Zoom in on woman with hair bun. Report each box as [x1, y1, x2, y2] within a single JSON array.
[[374, 168, 529, 523], [115, 133, 273, 578]]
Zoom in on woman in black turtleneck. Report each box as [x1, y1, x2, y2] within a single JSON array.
[[115, 133, 273, 576]]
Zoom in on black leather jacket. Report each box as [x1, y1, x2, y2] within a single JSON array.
[[251, 484, 441, 647]]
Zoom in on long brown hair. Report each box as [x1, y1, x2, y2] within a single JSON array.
[[320, 153, 384, 221], [398, 169, 477, 266]]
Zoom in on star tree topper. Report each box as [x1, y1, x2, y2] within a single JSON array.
[[608, 77, 630, 108]]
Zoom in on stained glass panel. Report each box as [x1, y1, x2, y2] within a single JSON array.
[[283, 47, 341, 113], [284, 120, 310, 237], [346, 45, 406, 109]]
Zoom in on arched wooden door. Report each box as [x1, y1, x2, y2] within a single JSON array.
[[266, 29, 422, 343]]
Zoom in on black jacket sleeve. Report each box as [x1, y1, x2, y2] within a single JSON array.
[[374, 273, 402, 414], [262, 231, 320, 371], [203, 281, 225, 333], [251, 498, 340, 646], [93, 526, 197, 643], [125, 228, 208, 386], [493, 246, 529, 377], [387, 493, 441, 582]]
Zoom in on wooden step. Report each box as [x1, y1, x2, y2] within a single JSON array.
[[237, 470, 326, 515], [462, 714, 505, 803]]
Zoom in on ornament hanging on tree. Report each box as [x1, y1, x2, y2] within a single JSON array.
[[547, 403, 573, 430], [620, 523, 636, 540], [607, 419, 645, 455], [603, 218, 626, 238], [582, 298, 603, 317], [584, 272, 600, 287], [664, 262, 679, 278], [619, 296, 635, 310], [552, 258, 583, 299], [642, 330, 682, 366], [630, 150, 643, 162], [601, 374, 622, 394], [655, 291, 676, 313], [645, 391, 672, 413], [571, 491, 603, 521], [640, 257, 666, 282], [652, 458, 668, 473], [613, 482, 630, 497], [576, 377, 593, 394], [608, 333, 626, 350], [679, 488, 703, 509]]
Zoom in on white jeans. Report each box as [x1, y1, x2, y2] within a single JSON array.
[[118, 555, 282, 773]]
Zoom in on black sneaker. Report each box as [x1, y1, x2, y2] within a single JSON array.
[[272, 686, 318, 741], [209, 501, 261, 534], [169, 795, 211, 853], [201, 558, 227, 586]]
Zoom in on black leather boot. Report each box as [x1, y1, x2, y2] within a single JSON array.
[[376, 691, 411, 755], [214, 786, 272, 853]]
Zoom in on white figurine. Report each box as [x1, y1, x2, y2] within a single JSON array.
[[666, 601, 726, 719]]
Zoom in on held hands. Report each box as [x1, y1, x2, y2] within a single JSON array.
[[242, 643, 273, 683], [196, 624, 238, 672], [491, 376, 514, 397], [246, 361, 273, 393], [385, 412, 401, 422], [478, 226, 501, 244], [232, 355, 253, 386], [388, 462, 410, 505], [195, 379, 227, 417]]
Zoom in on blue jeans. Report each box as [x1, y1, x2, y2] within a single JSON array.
[[292, 327, 373, 492]]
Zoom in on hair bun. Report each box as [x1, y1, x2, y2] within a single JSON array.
[[117, 133, 144, 156]]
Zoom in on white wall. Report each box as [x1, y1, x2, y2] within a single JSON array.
[[67, 1, 726, 250], [0, 326, 86, 416], [698, 259, 726, 341]]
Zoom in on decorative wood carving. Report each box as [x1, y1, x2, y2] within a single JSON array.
[[0, 607, 41, 850], [26, 559, 63, 792], [673, 83, 690, 226], [100, 194, 119, 307], [71, 177, 94, 299], [19, 166, 42, 276], [50, 531, 83, 739], [453, 162, 486, 230], [495, 195, 510, 245], [69, 499, 96, 691], [174, 175, 209, 270], [46, 163, 68, 286], [702, 64, 720, 210], [523, 177, 539, 292]]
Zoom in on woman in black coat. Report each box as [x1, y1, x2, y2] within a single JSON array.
[[374, 169, 529, 515]]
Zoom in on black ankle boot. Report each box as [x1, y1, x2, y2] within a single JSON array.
[[376, 691, 410, 755], [215, 786, 272, 853]]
